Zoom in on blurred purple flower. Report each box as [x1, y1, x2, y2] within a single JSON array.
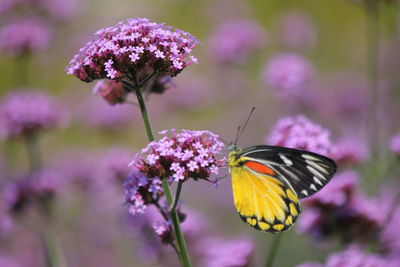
[[92, 79, 128, 105], [2, 169, 62, 214], [389, 134, 400, 156], [331, 137, 368, 166], [296, 245, 398, 267], [80, 97, 133, 131], [266, 115, 333, 156], [298, 171, 383, 244], [209, 19, 267, 64], [100, 148, 134, 184], [197, 238, 254, 267], [325, 245, 397, 267], [0, 18, 52, 57], [279, 12, 317, 49], [0, 90, 62, 139], [131, 129, 225, 182], [146, 75, 175, 95], [263, 53, 314, 96], [0, 254, 19, 267], [66, 18, 199, 83], [152, 221, 173, 244], [0, 0, 78, 21]]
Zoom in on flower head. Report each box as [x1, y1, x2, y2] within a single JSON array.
[[131, 129, 226, 183], [209, 19, 266, 64], [66, 18, 200, 83], [0, 18, 52, 57], [0, 90, 62, 139], [123, 170, 163, 215], [263, 53, 314, 95], [2, 169, 62, 214], [266, 115, 333, 156]]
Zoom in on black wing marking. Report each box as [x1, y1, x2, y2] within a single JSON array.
[[239, 145, 337, 199]]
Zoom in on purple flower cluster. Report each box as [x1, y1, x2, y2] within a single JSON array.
[[297, 245, 399, 267], [279, 12, 317, 49], [265, 115, 333, 156], [123, 170, 163, 215], [297, 171, 384, 244], [209, 19, 267, 64], [0, 18, 52, 57], [2, 169, 62, 214], [66, 18, 199, 83], [0, 90, 62, 139], [0, 0, 78, 21], [131, 129, 225, 182], [263, 53, 314, 96], [389, 133, 400, 156]]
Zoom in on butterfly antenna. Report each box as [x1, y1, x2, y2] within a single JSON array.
[[237, 107, 256, 142], [234, 126, 241, 145]]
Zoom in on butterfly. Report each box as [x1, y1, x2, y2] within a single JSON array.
[[228, 144, 337, 233]]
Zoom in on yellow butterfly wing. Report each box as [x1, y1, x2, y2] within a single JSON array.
[[231, 161, 301, 233]]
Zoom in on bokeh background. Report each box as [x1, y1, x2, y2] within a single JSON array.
[[0, 0, 399, 266]]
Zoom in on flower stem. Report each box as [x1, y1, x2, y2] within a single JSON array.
[[170, 181, 183, 212], [24, 132, 42, 172], [41, 228, 67, 267], [265, 234, 283, 267], [365, 0, 380, 160], [133, 85, 192, 267]]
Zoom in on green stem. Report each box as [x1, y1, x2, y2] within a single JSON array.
[[24, 132, 42, 172], [265, 234, 283, 267], [133, 85, 192, 267], [170, 181, 183, 212], [15, 53, 30, 87], [41, 228, 67, 267], [365, 0, 380, 160]]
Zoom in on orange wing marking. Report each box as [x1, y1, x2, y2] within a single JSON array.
[[245, 161, 276, 176]]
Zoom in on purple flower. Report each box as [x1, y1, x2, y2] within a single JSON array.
[[100, 148, 134, 183], [0, 0, 78, 21], [378, 188, 400, 255], [389, 134, 400, 156], [263, 53, 314, 96], [152, 221, 173, 244], [123, 170, 163, 215], [298, 171, 383, 244], [0, 18, 52, 57], [2, 169, 62, 214], [265, 115, 333, 156], [197, 238, 254, 267], [331, 137, 368, 166], [66, 18, 200, 83], [209, 19, 267, 64], [131, 129, 226, 183], [324, 245, 397, 267], [279, 12, 317, 49], [92, 79, 128, 105], [0, 90, 62, 139]]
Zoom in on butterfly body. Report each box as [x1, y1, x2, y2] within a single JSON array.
[[228, 145, 336, 233]]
